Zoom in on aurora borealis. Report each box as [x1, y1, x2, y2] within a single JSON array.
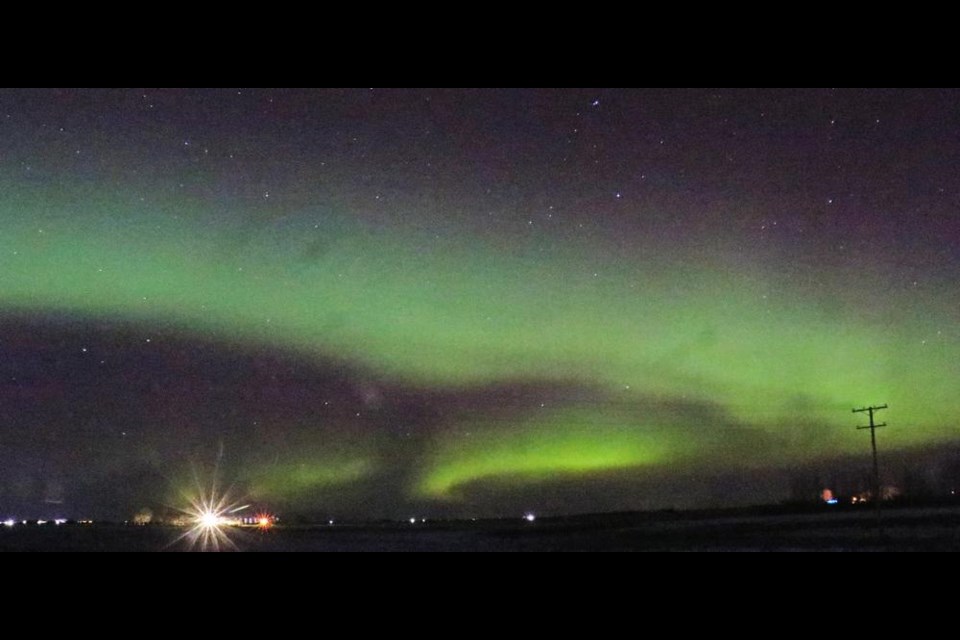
[[2, 88, 959, 520]]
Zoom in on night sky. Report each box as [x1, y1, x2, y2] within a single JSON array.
[[2, 88, 959, 520]]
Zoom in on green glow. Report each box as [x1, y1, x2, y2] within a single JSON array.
[[2, 175, 960, 500], [246, 457, 375, 498], [419, 408, 682, 497]]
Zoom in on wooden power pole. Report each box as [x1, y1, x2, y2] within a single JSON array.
[[853, 404, 887, 534]]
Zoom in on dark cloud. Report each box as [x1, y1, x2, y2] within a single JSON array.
[[1, 314, 952, 521]]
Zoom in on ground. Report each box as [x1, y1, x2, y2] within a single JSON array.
[[3, 504, 959, 551]]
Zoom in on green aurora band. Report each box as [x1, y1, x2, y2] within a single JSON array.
[[417, 407, 678, 498], [2, 177, 958, 503]]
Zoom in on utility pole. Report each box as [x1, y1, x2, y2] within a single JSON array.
[[853, 404, 887, 535]]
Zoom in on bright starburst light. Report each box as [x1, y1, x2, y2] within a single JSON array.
[[169, 466, 250, 552]]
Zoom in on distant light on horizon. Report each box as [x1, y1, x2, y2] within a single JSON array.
[[198, 511, 223, 529], [524, 513, 536, 522], [172, 481, 247, 551]]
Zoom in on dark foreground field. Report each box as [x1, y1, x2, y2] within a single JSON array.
[[4, 505, 960, 551]]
